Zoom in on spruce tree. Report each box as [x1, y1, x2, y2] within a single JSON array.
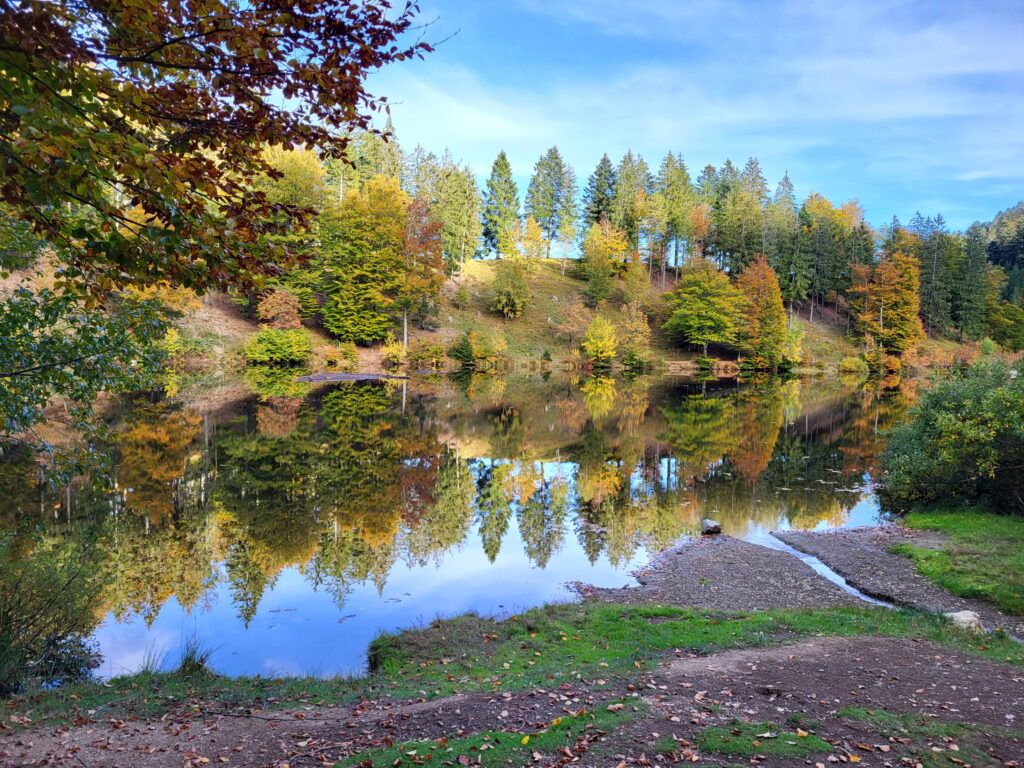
[[655, 152, 694, 273], [611, 150, 652, 249], [525, 146, 576, 257], [953, 224, 990, 340], [581, 154, 617, 228], [482, 151, 520, 255]]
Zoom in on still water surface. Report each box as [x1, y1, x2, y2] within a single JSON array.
[[2, 373, 910, 678]]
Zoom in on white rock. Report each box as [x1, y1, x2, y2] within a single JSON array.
[[944, 610, 984, 631], [700, 519, 722, 535]]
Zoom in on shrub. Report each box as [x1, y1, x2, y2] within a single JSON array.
[[447, 331, 507, 369], [581, 314, 619, 366], [408, 341, 447, 371], [0, 534, 100, 697], [243, 365, 311, 398], [256, 289, 303, 329], [488, 261, 529, 319], [839, 355, 870, 374], [242, 328, 312, 365], [880, 360, 1024, 515], [380, 334, 405, 370]]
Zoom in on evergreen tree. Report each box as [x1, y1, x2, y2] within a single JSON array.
[[482, 151, 520, 255], [581, 154, 617, 227], [436, 163, 482, 273], [655, 152, 694, 274], [695, 165, 718, 199], [611, 150, 652, 249], [580, 221, 626, 306], [525, 146, 576, 257], [489, 260, 529, 319], [953, 224, 990, 340]]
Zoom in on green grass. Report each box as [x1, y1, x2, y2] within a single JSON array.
[[839, 706, 1024, 766], [370, 602, 1024, 700], [433, 259, 677, 362], [7, 602, 1024, 730], [892, 507, 1024, 615], [695, 720, 831, 758], [333, 700, 641, 767]]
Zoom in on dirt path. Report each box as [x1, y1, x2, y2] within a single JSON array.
[[5, 636, 1022, 768], [775, 527, 1024, 638], [578, 536, 859, 611]]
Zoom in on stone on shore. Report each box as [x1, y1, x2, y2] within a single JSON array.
[[945, 610, 984, 632], [701, 519, 722, 535]]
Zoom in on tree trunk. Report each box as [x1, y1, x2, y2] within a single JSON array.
[[402, 310, 408, 355]]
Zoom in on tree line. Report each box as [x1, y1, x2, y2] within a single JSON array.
[[254, 119, 1024, 366]]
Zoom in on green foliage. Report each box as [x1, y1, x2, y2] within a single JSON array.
[[0, 289, 165, 444], [662, 259, 744, 356], [380, 334, 405, 370], [881, 360, 1024, 514], [891, 508, 1024, 615], [621, 259, 651, 305], [581, 315, 619, 365], [581, 154, 617, 228], [839, 355, 870, 374], [0, 533, 101, 697], [489, 261, 529, 319], [482, 151, 520, 254], [695, 721, 831, 758], [735, 255, 788, 368], [242, 328, 312, 366], [243, 366, 311, 399], [408, 342, 447, 371], [447, 332, 508, 369]]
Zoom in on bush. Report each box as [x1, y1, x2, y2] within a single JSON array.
[[408, 341, 447, 371], [242, 328, 312, 365], [880, 360, 1024, 515], [488, 261, 529, 319], [1, 534, 100, 697], [380, 334, 405, 370], [581, 315, 618, 366], [447, 331, 508, 369], [243, 365, 311, 398], [839, 355, 870, 374]]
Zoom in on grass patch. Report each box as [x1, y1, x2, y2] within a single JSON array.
[[893, 507, 1024, 615], [333, 701, 641, 767], [839, 706, 1024, 766], [369, 602, 1024, 701], [8, 601, 1024, 729], [695, 720, 831, 758]]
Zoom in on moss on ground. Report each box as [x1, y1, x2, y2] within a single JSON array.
[[695, 720, 831, 758]]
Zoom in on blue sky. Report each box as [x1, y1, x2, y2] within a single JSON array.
[[368, 0, 1024, 230]]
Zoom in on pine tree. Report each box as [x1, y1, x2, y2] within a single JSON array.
[[735, 255, 788, 368], [581, 154, 616, 227], [953, 224, 990, 340], [662, 258, 744, 356], [611, 150, 652, 249], [482, 151, 519, 255], [655, 152, 694, 274], [525, 146, 576, 257], [436, 164, 482, 273]]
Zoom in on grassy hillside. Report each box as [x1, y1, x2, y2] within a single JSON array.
[[414, 258, 677, 362]]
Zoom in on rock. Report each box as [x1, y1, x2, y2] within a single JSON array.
[[944, 610, 984, 631], [701, 519, 722, 535]]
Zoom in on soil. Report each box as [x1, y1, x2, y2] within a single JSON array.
[[4, 637, 1022, 768], [775, 526, 1024, 638], [578, 536, 859, 611]]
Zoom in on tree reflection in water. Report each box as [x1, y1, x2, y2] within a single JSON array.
[[0, 373, 912, 639]]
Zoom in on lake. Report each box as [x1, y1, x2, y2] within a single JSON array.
[[0, 372, 910, 679]]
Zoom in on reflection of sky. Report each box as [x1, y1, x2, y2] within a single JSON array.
[[93, 516, 649, 679], [94, 489, 885, 679]]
